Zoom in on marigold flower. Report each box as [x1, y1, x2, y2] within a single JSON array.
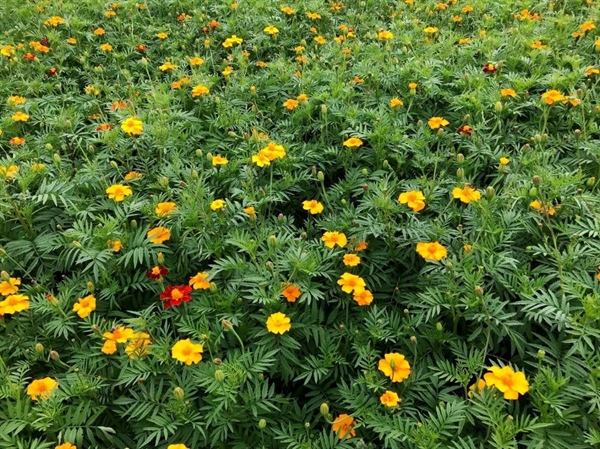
[[314, 36, 327, 44], [147, 266, 168, 280], [337, 272, 366, 294], [125, 332, 151, 359], [0, 294, 29, 315], [586, 67, 600, 76], [343, 254, 361, 266], [484, 366, 529, 400], [580, 21, 596, 32], [452, 185, 481, 203], [380, 390, 401, 407], [378, 353, 411, 382], [189, 272, 211, 290], [10, 137, 26, 146], [283, 99, 299, 110], [531, 40, 547, 49], [297, 93, 308, 102], [353, 289, 373, 306], [264, 25, 279, 35], [428, 116, 449, 129], [124, 171, 142, 180], [343, 137, 363, 148], [148, 227, 171, 244], [331, 414, 355, 440], [483, 63, 498, 73], [0, 277, 20, 296], [282, 283, 301, 302], [106, 184, 132, 202], [154, 202, 176, 217], [390, 97, 404, 108], [302, 200, 324, 214], [191, 84, 210, 97], [56, 443, 77, 449], [222, 34, 243, 48], [499, 157, 510, 166], [99, 43, 113, 52], [416, 241, 447, 261], [44, 16, 64, 26], [159, 61, 177, 71], [156, 32, 168, 39], [355, 241, 368, 251], [322, 231, 348, 249], [73, 294, 96, 318], [167, 445, 189, 449], [101, 326, 134, 354], [23, 53, 36, 61], [26, 377, 58, 401], [243, 206, 256, 216], [160, 285, 193, 308], [377, 30, 394, 40], [222, 66, 233, 76], [172, 339, 204, 365], [459, 37, 471, 45], [501, 88, 517, 98], [121, 117, 143, 135], [541, 90, 565, 105], [210, 199, 226, 211], [423, 26, 439, 33], [112, 240, 123, 252], [266, 312, 291, 334], [32, 163, 46, 172], [468, 379, 486, 397], [8, 95, 26, 105], [398, 190, 426, 212], [12, 111, 29, 122]]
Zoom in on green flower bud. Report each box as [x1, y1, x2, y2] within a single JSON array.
[[587, 177, 596, 187], [35, 343, 44, 354], [532, 175, 541, 185], [456, 153, 465, 164], [494, 101, 503, 112], [474, 286, 484, 297], [456, 167, 464, 178], [86, 281, 94, 293], [214, 370, 225, 382], [53, 153, 61, 163], [537, 349, 546, 359], [173, 387, 185, 400], [317, 171, 325, 182], [435, 322, 443, 331], [258, 419, 267, 429], [486, 186, 495, 199], [130, 219, 138, 229], [320, 403, 329, 416]]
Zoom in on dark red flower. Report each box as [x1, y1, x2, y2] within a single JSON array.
[[147, 265, 168, 280], [41, 36, 50, 47], [201, 27, 209, 33], [23, 53, 36, 61], [457, 125, 473, 135], [483, 63, 497, 74], [159, 285, 192, 308], [136, 44, 146, 53], [47, 67, 58, 76]]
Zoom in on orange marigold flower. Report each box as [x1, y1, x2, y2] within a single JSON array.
[[73, 294, 96, 318], [580, 21, 596, 32], [0, 277, 20, 296], [266, 312, 291, 334], [398, 190, 426, 212], [26, 377, 58, 401], [541, 90, 565, 105], [124, 171, 142, 180], [283, 99, 299, 110], [10, 137, 26, 146], [353, 289, 373, 306], [302, 200, 324, 214], [428, 116, 449, 129], [0, 294, 29, 315], [342, 254, 361, 266], [332, 414, 356, 440], [106, 184, 132, 202], [189, 272, 211, 290], [483, 366, 529, 400], [452, 185, 481, 203], [171, 339, 204, 365], [390, 97, 404, 108], [155, 202, 177, 217], [337, 272, 366, 294], [380, 390, 401, 407], [501, 88, 517, 98], [416, 241, 447, 261], [112, 240, 123, 252], [378, 352, 411, 382], [322, 231, 347, 249], [377, 30, 394, 40], [192, 84, 210, 97], [355, 241, 368, 251], [282, 283, 301, 302], [147, 227, 171, 244], [56, 443, 77, 449]]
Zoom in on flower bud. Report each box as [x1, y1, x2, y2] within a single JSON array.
[[268, 235, 277, 247], [49, 350, 60, 360], [250, 85, 256, 93], [159, 176, 169, 186], [0, 271, 10, 281], [361, 168, 368, 176], [141, 57, 148, 66], [53, 153, 61, 163], [474, 286, 484, 297], [320, 403, 329, 416], [258, 419, 267, 429], [574, 129, 581, 138], [213, 358, 222, 365], [435, 322, 443, 331], [266, 261, 274, 270], [486, 186, 494, 199], [320, 104, 327, 114], [157, 252, 165, 264], [494, 101, 503, 112], [192, 170, 199, 178], [86, 281, 94, 293], [311, 166, 317, 175], [532, 175, 541, 185], [73, 241, 83, 249], [437, 128, 444, 136], [278, 213, 284, 223], [410, 336, 417, 345], [587, 177, 596, 187], [300, 232, 307, 239], [222, 319, 233, 330], [110, 160, 118, 169], [130, 219, 138, 229], [528, 187, 538, 197], [522, 143, 530, 152], [206, 152, 213, 163], [196, 149, 203, 158], [173, 387, 185, 400], [456, 153, 465, 164], [383, 160, 390, 169], [35, 343, 44, 354], [456, 167, 464, 178], [417, 119, 423, 127], [214, 370, 225, 382], [317, 171, 325, 182], [45, 143, 53, 151], [341, 199, 347, 205], [537, 349, 546, 359]]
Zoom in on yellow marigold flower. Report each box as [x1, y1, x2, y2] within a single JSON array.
[[124, 171, 142, 180], [94, 28, 105, 36], [468, 379, 486, 397], [189, 56, 204, 66], [222, 35, 243, 48], [484, 366, 529, 400], [189, 272, 211, 290], [8, 95, 26, 105], [499, 157, 510, 166], [56, 443, 77, 449], [332, 414, 355, 440], [428, 116, 449, 129], [156, 32, 168, 39], [266, 312, 291, 334], [32, 163, 45, 174], [306, 12, 322, 19], [416, 241, 448, 261], [212, 154, 228, 166], [147, 227, 171, 244], [121, 117, 143, 135], [302, 200, 324, 214], [282, 283, 301, 302], [106, 184, 132, 202], [167, 445, 189, 449], [0, 294, 29, 315], [252, 152, 271, 167], [322, 231, 348, 249], [210, 199, 226, 211], [353, 289, 373, 306], [586, 67, 600, 76], [26, 377, 58, 401], [343, 254, 361, 267], [283, 99, 299, 110], [337, 272, 366, 294], [222, 66, 233, 76], [244, 206, 256, 216], [501, 88, 517, 97], [435, 2, 448, 9], [463, 244, 473, 253], [159, 61, 177, 71], [280, 5, 295, 14], [155, 202, 177, 217], [100, 43, 113, 52], [191, 84, 210, 97], [398, 190, 426, 212], [378, 353, 411, 382], [424, 26, 439, 33], [355, 241, 368, 251], [125, 332, 151, 359], [172, 339, 204, 365], [264, 25, 279, 35], [11, 111, 28, 122], [377, 30, 394, 40], [314, 36, 327, 45], [462, 5, 474, 13], [72, 294, 96, 319], [1, 45, 15, 57], [390, 97, 404, 108], [452, 185, 481, 203], [44, 16, 64, 26], [112, 240, 123, 252], [380, 390, 401, 407], [541, 90, 565, 105], [459, 37, 472, 44], [580, 21, 596, 32], [0, 277, 20, 296], [297, 93, 308, 102], [101, 326, 134, 354], [531, 40, 547, 49], [343, 137, 363, 148]]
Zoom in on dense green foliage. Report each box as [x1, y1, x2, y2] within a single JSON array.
[[1, 0, 600, 448]]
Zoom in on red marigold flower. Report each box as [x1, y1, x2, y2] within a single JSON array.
[[147, 265, 168, 280], [483, 63, 497, 73], [136, 44, 147, 52], [96, 123, 114, 132], [23, 53, 36, 61], [47, 67, 58, 76], [457, 125, 473, 135], [160, 285, 192, 308]]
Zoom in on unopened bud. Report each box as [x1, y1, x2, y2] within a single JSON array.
[[173, 387, 185, 400], [213, 358, 222, 365], [0, 271, 9, 281], [522, 143, 530, 152], [410, 336, 417, 345], [529, 187, 538, 197], [73, 241, 83, 249], [300, 232, 307, 239], [456, 153, 465, 164], [494, 101, 503, 112], [86, 281, 94, 293], [159, 176, 169, 186], [49, 350, 60, 360], [574, 129, 581, 138], [474, 286, 484, 297], [45, 143, 53, 151], [361, 168, 368, 176], [206, 152, 213, 162], [110, 160, 118, 169], [317, 171, 324, 182], [258, 419, 267, 429], [587, 177, 596, 187], [222, 319, 233, 330], [192, 170, 198, 178], [383, 160, 390, 169], [268, 235, 277, 247], [157, 252, 165, 264], [141, 57, 148, 66], [214, 370, 225, 382], [320, 104, 327, 114], [486, 186, 495, 199], [35, 343, 44, 354], [278, 213, 284, 223], [456, 167, 464, 178], [417, 119, 423, 127], [130, 219, 138, 229], [537, 349, 546, 359], [53, 153, 61, 163], [435, 322, 443, 331], [266, 261, 274, 270], [196, 149, 203, 157], [320, 403, 329, 416], [532, 175, 541, 185], [437, 128, 444, 136]]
